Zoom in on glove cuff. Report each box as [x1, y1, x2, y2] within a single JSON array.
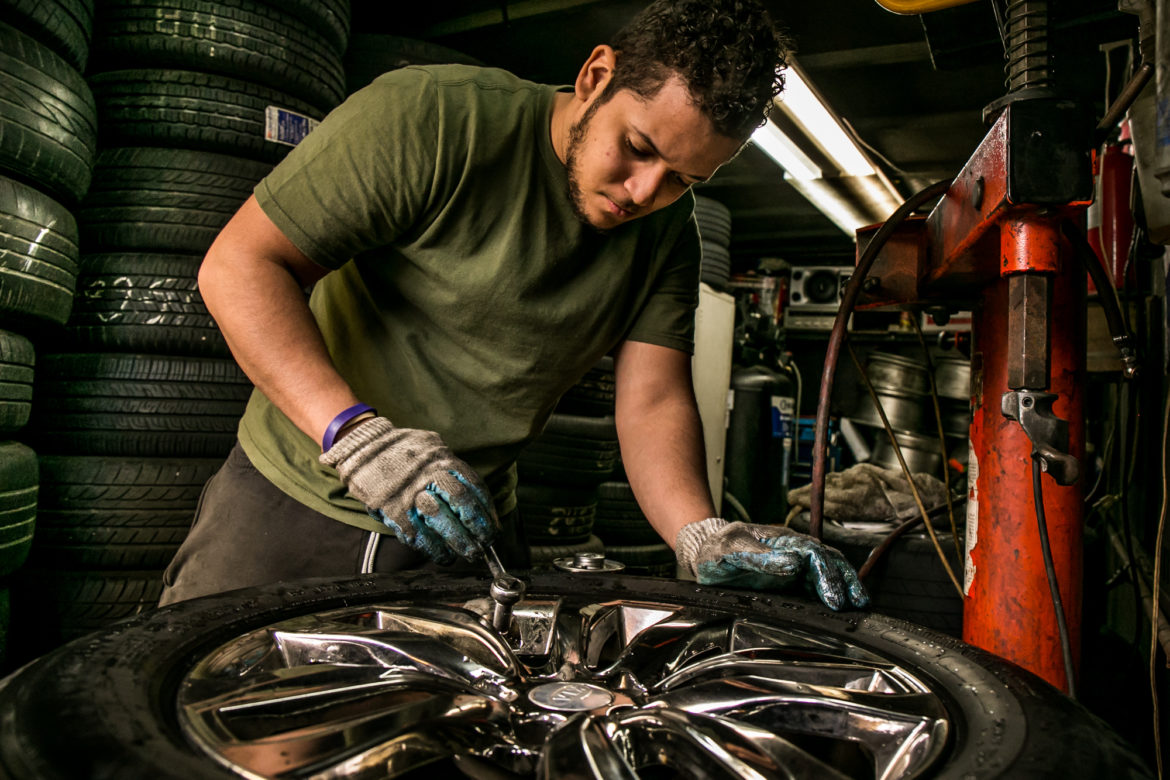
[[319, 415, 394, 467], [675, 517, 728, 575]]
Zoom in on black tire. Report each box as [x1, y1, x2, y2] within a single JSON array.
[[0, 20, 96, 205], [0, 572, 1152, 778], [555, 356, 615, 417], [258, 0, 349, 56], [788, 511, 965, 637], [0, 176, 79, 327], [595, 480, 660, 544], [0, 0, 93, 72], [517, 483, 597, 544], [79, 147, 272, 255], [0, 331, 34, 434], [90, 69, 325, 163], [33, 455, 217, 569], [343, 33, 483, 95], [92, 0, 346, 111], [63, 252, 227, 357], [28, 353, 251, 457], [6, 568, 163, 663], [0, 441, 37, 578], [694, 195, 732, 246], [517, 414, 619, 486], [605, 542, 675, 577]]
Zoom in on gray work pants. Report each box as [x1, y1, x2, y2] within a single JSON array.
[[159, 441, 525, 606]]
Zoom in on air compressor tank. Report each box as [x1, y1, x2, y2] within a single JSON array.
[[723, 364, 796, 524]]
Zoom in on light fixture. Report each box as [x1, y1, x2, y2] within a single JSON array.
[[749, 58, 904, 234], [750, 120, 822, 181], [775, 63, 876, 178]]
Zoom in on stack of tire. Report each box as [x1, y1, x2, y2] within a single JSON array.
[[0, 0, 100, 669], [7, 0, 350, 664], [594, 479, 676, 577], [695, 195, 732, 291], [516, 357, 619, 568]]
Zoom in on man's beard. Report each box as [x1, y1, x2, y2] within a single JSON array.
[[564, 100, 608, 234]]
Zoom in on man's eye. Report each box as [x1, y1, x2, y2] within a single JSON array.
[[626, 139, 649, 157]]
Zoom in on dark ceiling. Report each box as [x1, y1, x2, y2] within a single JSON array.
[[352, 0, 1137, 270]]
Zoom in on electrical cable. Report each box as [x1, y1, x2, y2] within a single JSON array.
[[1030, 455, 1077, 699], [1149, 388, 1168, 780], [1084, 383, 1120, 506], [910, 313, 964, 563], [847, 341, 964, 598], [810, 178, 953, 542]]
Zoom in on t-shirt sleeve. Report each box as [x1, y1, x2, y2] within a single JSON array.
[[254, 68, 441, 269], [623, 209, 702, 354]]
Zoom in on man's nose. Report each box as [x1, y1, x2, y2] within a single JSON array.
[[625, 163, 667, 207]]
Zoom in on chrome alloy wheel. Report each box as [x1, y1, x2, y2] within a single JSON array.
[[177, 594, 952, 778]]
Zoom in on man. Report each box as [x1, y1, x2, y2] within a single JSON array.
[[160, 0, 868, 611]]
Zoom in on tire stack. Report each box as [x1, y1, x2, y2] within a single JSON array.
[[0, 0, 99, 669], [516, 357, 618, 568], [594, 479, 676, 577], [7, 0, 350, 663], [695, 195, 732, 291]]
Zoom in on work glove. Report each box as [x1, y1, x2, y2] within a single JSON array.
[[319, 416, 498, 564], [675, 518, 869, 611]]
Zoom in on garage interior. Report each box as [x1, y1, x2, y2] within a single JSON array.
[[0, 0, 1168, 776]]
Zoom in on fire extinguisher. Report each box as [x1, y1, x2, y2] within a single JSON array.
[[1086, 121, 1135, 293]]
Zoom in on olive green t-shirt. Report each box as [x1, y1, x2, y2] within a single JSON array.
[[241, 64, 701, 532]]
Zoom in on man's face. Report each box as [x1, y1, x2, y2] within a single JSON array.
[[564, 76, 742, 232]]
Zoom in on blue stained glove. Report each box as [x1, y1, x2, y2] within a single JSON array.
[[320, 416, 498, 564], [676, 518, 869, 611]]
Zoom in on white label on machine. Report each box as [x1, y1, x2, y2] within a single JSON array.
[[963, 449, 979, 596], [265, 106, 320, 147], [770, 395, 795, 439]]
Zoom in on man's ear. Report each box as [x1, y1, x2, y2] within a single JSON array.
[[574, 44, 617, 102]]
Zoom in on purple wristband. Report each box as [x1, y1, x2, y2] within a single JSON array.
[[322, 403, 376, 451]]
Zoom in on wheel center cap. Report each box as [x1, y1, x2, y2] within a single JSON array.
[[527, 682, 614, 712]]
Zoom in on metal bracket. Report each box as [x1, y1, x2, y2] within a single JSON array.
[[1001, 390, 1080, 485]]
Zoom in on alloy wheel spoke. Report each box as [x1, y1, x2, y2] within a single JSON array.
[[181, 670, 510, 777], [539, 712, 640, 780], [653, 675, 948, 778], [610, 706, 852, 780]]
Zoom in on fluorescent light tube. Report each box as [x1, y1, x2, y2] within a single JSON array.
[[777, 64, 876, 177], [750, 120, 822, 180]]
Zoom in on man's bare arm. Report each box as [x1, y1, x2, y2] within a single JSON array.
[[199, 195, 361, 446], [612, 340, 717, 548]]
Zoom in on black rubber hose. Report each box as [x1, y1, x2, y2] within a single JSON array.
[[1061, 220, 1139, 380], [809, 178, 953, 541], [1032, 455, 1078, 699]]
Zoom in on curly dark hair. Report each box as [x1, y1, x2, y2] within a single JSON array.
[[604, 0, 791, 140]]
